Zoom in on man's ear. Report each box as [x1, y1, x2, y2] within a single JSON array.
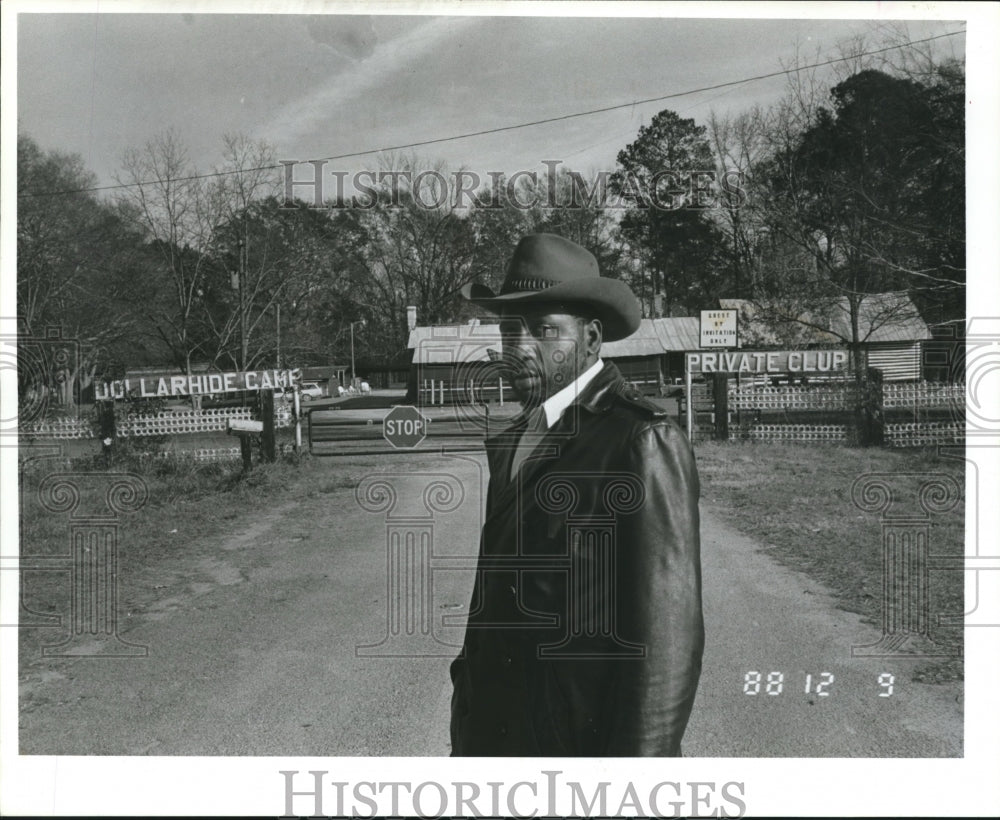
[[585, 318, 603, 357]]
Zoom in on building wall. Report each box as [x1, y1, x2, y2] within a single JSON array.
[[866, 342, 923, 382], [607, 355, 663, 394]]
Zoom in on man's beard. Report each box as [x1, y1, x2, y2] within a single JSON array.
[[503, 353, 584, 408], [508, 359, 545, 407]]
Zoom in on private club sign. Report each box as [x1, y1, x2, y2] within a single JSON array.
[[685, 349, 848, 374], [94, 368, 302, 400]]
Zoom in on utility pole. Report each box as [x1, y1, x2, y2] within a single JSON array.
[[276, 302, 281, 369], [238, 234, 248, 370]]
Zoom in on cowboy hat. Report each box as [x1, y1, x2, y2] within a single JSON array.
[[460, 233, 641, 342]]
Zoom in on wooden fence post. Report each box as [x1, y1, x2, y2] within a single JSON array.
[[868, 367, 885, 447], [856, 367, 885, 447], [684, 368, 692, 440], [713, 373, 729, 441], [260, 390, 276, 463], [98, 401, 116, 466], [239, 436, 253, 472], [293, 390, 302, 452]]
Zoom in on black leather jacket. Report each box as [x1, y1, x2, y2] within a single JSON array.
[[450, 362, 703, 756]]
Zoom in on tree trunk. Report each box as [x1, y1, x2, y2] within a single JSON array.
[[849, 294, 866, 387], [260, 390, 276, 463], [854, 367, 884, 447]]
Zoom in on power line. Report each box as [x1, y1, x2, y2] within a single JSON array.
[[19, 28, 965, 200]]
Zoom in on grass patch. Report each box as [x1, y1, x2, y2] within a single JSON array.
[[695, 441, 964, 682], [17, 447, 390, 660]]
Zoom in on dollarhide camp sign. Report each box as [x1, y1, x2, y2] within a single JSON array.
[[93, 369, 302, 400]]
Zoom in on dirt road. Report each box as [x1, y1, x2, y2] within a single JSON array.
[[18, 451, 961, 756]]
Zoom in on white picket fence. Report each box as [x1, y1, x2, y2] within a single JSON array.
[[730, 384, 857, 411], [21, 417, 95, 440], [20, 406, 292, 440], [882, 382, 965, 409], [730, 380, 966, 412], [715, 380, 965, 447], [747, 424, 849, 443], [885, 421, 965, 447]]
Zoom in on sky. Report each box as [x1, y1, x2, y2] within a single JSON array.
[[14, 10, 968, 198]]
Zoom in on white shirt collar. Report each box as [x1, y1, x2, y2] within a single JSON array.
[[539, 358, 604, 429]]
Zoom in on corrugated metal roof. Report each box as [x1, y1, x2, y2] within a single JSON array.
[[408, 322, 501, 365], [409, 317, 701, 364], [604, 318, 702, 355], [651, 317, 701, 351], [835, 294, 931, 343], [601, 320, 664, 358]]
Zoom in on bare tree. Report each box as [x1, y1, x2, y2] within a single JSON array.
[[348, 155, 487, 360], [200, 134, 283, 370], [706, 105, 772, 298], [114, 129, 219, 375]]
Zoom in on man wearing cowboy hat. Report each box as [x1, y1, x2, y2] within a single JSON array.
[[450, 233, 703, 756]]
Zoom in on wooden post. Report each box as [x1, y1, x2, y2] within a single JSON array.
[[713, 373, 729, 441], [857, 367, 885, 447], [499, 377, 504, 406], [98, 401, 116, 467], [684, 368, 693, 440], [294, 390, 302, 451], [261, 390, 276, 462], [734, 370, 741, 430], [239, 436, 253, 472]]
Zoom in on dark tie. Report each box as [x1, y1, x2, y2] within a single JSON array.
[[509, 406, 548, 480]]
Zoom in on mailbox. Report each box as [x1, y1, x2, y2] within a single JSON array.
[[227, 418, 264, 435]]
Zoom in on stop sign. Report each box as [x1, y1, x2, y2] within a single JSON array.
[[383, 405, 429, 449]]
